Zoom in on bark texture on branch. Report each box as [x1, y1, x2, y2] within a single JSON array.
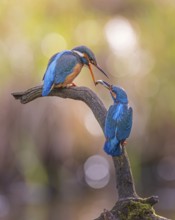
[[12, 85, 106, 131], [12, 86, 171, 220]]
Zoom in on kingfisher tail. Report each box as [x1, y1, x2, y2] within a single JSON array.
[[42, 80, 53, 96], [104, 140, 122, 157]]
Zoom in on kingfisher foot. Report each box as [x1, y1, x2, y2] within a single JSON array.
[[66, 83, 77, 88], [121, 140, 127, 147]]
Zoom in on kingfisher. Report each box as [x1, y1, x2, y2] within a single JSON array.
[[42, 45, 108, 96], [96, 80, 133, 156]]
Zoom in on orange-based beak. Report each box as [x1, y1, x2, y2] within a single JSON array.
[[88, 63, 109, 85], [88, 63, 96, 85]]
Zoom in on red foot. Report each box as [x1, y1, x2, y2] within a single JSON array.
[[121, 140, 127, 147], [67, 82, 77, 88]]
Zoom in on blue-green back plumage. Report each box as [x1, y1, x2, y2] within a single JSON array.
[[54, 52, 78, 84], [42, 50, 71, 96]]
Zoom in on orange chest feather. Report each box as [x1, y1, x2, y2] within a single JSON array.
[[63, 63, 83, 85]]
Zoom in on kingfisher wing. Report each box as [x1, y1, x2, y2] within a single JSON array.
[[104, 105, 118, 139], [42, 51, 67, 96], [54, 53, 77, 84], [42, 52, 60, 80], [115, 107, 133, 141]]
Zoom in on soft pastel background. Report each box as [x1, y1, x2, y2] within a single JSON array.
[[0, 0, 175, 219]]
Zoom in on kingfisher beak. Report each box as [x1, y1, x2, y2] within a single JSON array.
[[96, 80, 116, 98], [88, 63, 96, 85], [88, 63, 109, 85], [94, 64, 109, 79], [95, 80, 111, 90]]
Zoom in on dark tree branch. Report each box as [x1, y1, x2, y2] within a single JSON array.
[[12, 85, 107, 132], [113, 149, 138, 199], [12, 86, 171, 220]]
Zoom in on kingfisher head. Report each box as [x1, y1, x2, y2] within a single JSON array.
[[72, 45, 108, 84], [96, 80, 128, 104]]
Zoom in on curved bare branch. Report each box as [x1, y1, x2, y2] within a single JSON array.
[[12, 85, 170, 220]]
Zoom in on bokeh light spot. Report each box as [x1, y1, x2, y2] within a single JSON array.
[[105, 17, 154, 77], [41, 33, 67, 58], [84, 155, 110, 189], [105, 17, 138, 57]]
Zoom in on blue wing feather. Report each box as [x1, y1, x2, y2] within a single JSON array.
[[42, 52, 60, 80], [104, 105, 117, 139], [42, 50, 71, 96], [104, 105, 122, 156], [116, 106, 133, 141], [54, 53, 77, 84]]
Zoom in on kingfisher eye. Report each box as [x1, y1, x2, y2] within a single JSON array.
[[90, 59, 95, 64]]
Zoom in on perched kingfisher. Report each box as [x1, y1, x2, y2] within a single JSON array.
[[96, 80, 133, 156], [42, 45, 108, 96]]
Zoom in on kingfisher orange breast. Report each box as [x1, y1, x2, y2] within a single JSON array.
[[59, 62, 83, 87]]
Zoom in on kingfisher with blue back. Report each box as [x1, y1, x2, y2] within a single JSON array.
[[96, 80, 133, 156], [42, 45, 108, 96]]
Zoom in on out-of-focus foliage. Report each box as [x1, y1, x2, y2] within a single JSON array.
[[0, 0, 175, 219]]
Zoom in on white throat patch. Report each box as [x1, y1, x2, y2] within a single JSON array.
[[72, 50, 84, 57]]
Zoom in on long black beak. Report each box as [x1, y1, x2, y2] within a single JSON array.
[[94, 64, 109, 79], [95, 80, 111, 89]]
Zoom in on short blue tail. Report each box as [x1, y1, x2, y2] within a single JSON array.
[[42, 80, 53, 96], [104, 140, 122, 156], [42, 60, 57, 96]]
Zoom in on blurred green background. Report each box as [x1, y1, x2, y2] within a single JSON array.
[[0, 0, 175, 219]]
